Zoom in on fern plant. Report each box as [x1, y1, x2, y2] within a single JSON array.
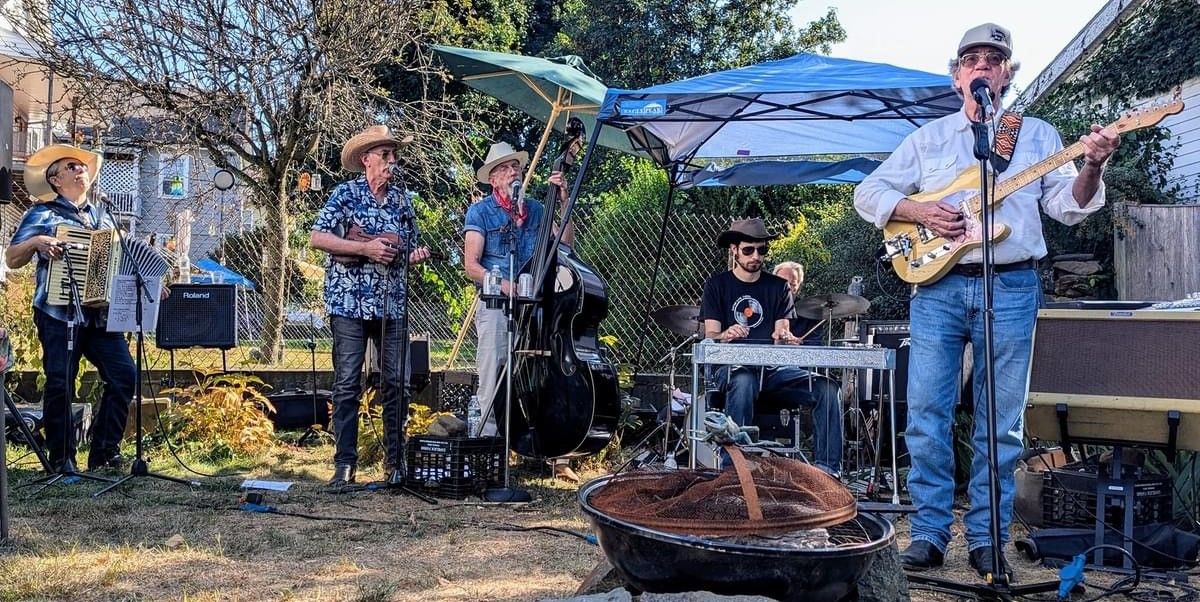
[[165, 372, 276, 460]]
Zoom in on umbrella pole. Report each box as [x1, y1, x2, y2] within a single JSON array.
[[442, 290, 478, 371], [521, 92, 565, 191]]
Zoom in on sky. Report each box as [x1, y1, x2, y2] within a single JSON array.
[[791, 0, 1110, 93]]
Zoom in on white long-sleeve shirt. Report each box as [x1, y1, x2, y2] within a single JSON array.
[[854, 109, 1105, 266]]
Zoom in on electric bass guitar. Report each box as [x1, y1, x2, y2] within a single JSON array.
[[880, 96, 1183, 285]]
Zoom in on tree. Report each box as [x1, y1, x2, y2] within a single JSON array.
[[551, 0, 845, 88], [14, 0, 466, 362]]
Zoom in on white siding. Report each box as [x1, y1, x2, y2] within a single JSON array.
[[1155, 78, 1200, 203]]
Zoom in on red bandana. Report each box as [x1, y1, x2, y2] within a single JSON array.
[[495, 194, 527, 227]]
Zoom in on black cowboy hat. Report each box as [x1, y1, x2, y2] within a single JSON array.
[[716, 218, 778, 248]]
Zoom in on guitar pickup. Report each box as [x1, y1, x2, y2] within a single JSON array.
[[915, 224, 937, 243]]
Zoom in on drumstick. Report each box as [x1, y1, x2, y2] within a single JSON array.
[[799, 319, 827, 342]]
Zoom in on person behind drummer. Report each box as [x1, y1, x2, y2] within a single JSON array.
[[310, 125, 432, 488], [773, 261, 825, 344], [699, 219, 842, 476]]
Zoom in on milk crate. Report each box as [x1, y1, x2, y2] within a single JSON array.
[[404, 435, 504, 499]]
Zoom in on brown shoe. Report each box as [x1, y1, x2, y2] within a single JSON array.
[[552, 461, 579, 483]]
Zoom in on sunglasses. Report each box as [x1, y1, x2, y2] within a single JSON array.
[[50, 161, 87, 178], [368, 148, 397, 160], [959, 51, 1006, 68], [738, 245, 769, 257]]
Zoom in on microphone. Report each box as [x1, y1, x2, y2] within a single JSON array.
[[511, 180, 523, 215], [969, 78, 995, 117]]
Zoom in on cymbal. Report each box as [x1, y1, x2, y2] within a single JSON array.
[[793, 294, 870, 320], [651, 304, 703, 337]]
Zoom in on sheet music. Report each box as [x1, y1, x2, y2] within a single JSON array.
[[106, 275, 163, 333]]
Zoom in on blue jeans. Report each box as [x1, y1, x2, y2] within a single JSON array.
[[715, 365, 843, 475], [34, 309, 135, 470], [905, 269, 1040, 552], [329, 315, 408, 468]]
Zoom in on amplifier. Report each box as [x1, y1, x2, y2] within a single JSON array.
[[858, 320, 910, 407], [1026, 309, 1200, 450], [156, 284, 237, 349]]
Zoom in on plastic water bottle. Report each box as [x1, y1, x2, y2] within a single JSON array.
[[485, 264, 502, 296], [467, 395, 482, 437]]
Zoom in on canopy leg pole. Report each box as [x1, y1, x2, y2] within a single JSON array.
[[631, 182, 678, 375], [522, 93, 564, 190], [443, 289, 478, 370]]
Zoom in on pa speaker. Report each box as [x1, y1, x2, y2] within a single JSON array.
[[156, 284, 237, 349]]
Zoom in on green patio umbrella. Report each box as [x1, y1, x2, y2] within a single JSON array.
[[432, 44, 639, 182]]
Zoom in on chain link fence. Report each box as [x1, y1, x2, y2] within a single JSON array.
[[2, 167, 789, 379]]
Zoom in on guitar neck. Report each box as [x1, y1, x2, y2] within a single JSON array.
[[966, 140, 1084, 215]]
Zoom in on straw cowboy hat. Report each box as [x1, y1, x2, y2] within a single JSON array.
[[24, 144, 103, 203], [340, 125, 414, 173], [716, 218, 778, 248], [476, 142, 529, 184]]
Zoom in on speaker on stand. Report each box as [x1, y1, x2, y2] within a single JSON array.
[[156, 283, 238, 371]]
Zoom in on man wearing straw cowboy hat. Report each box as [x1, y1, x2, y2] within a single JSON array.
[[462, 141, 578, 481], [5, 144, 135, 474], [311, 125, 432, 488]]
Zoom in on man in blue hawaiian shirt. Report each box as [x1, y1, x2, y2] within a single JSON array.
[[5, 145, 135, 474], [462, 142, 577, 481], [311, 125, 432, 488]]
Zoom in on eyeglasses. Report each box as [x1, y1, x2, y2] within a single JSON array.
[[368, 148, 397, 160], [738, 245, 769, 257], [959, 52, 1006, 68]]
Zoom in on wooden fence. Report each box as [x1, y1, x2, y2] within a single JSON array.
[[1114, 203, 1200, 300]]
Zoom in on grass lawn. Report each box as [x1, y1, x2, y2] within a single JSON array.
[[0, 440, 602, 601]]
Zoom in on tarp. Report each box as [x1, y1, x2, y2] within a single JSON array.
[[597, 52, 959, 179], [192, 258, 256, 289], [683, 157, 882, 188]]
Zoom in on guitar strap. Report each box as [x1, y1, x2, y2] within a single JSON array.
[[990, 111, 1023, 173]]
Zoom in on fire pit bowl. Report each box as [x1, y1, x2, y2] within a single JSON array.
[[579, 473, 895, 602]]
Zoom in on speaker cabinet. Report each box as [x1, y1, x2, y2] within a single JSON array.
[[858, 320, 910, 407], [1026, 309, 1200, 450], [156, 284, 237, 349]]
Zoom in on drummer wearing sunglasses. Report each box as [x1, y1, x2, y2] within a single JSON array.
[[698, 218, 843, 477]]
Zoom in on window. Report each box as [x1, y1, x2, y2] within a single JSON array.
[[158, 153, 191, 198]]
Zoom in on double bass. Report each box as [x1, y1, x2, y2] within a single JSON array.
[[495, 118, 620, 459]]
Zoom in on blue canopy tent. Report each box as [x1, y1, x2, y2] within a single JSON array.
[[192, 258, 256, 289], [550, 53, 959, 369]]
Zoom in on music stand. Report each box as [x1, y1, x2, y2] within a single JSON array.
[[95, 202, 198, 497], [26, 245, 115, 495]]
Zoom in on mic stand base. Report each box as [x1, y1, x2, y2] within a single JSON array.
[[24, 459, 116, 496], [93, 458, 200, 497], [906, 571, 1058, 600]]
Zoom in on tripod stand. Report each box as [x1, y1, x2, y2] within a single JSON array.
[[1, 382, 54, 473], [95, 205, 198, 497], [27, 244, 115, 495], [297, 316, 326, 446]]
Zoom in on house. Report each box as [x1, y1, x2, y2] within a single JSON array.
[[1014, 0, 1200, 203]]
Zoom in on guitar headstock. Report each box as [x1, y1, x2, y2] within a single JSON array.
[[1112, 88, 1185, 133]]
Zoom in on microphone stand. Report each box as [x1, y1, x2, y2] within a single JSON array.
[[483, 214, 531, 503], [95, 196, 198, 497], [905, 94, 1057, 599], [28, 242, 115, 495]]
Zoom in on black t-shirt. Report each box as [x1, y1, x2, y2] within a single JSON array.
[[699, 271, 791, 344]]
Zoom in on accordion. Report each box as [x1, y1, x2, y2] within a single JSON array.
[[47, 225, 170, 307]]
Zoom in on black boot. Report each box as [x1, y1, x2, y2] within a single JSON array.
[[968, 546, 1013, 581], [327, 464, 356, 487], [900, 540, 945, 571]]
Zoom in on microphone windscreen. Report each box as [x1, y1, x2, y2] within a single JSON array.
[[970, 77, 990, 95]]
